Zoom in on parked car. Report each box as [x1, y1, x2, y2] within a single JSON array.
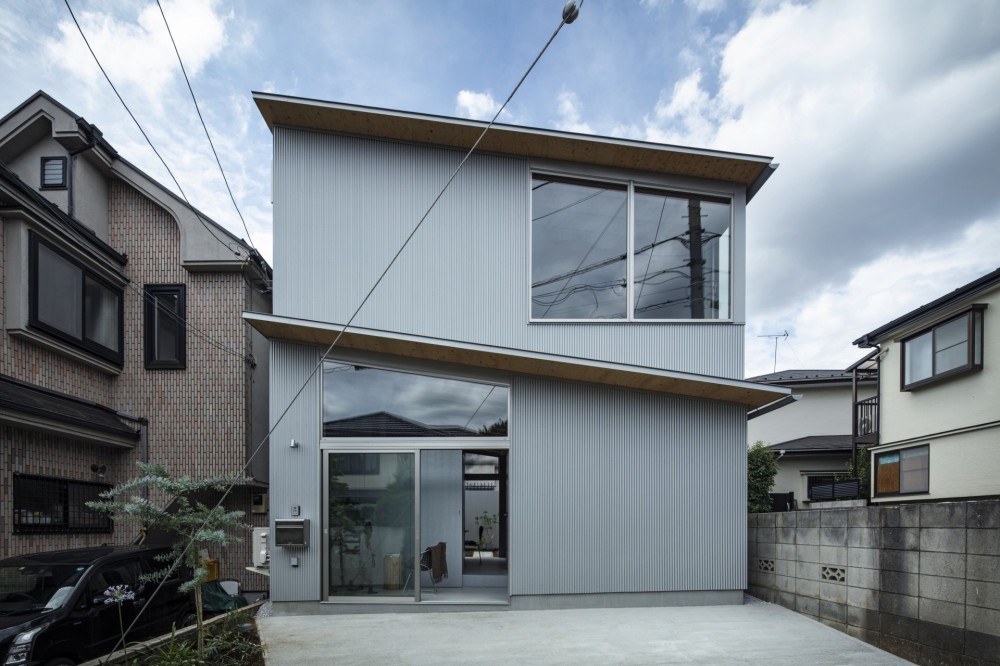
[[0, 546, 193, 665]]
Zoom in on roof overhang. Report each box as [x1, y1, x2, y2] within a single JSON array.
[[252, 92, 778, 202], [243, 312, 790, 409]]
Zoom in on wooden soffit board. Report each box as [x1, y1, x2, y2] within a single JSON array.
[[253, 94, 774, 187], [244, 313, 788, 409]]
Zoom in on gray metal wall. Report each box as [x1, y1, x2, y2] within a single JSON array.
[[272, 127, 745, 379], [509, 375, 747, 595], [268, 341, 322, 601]]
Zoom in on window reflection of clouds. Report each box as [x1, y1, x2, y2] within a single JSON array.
[[323, 362, 508, 436]]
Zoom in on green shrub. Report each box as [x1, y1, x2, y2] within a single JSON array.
[[747, 441, 778, 513]]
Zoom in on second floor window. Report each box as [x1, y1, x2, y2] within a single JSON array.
[[144, 284, 186, 369], [531, 174, 731, 321], [29, 232, 123, 365], [901, 307, 984, 390]]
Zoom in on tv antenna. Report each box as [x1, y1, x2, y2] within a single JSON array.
[[758, 330, 789, 372]]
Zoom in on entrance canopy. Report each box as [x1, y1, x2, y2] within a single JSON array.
[[244, 312, 789, 409]]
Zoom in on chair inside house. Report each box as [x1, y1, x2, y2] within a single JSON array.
[[402, 541, 447, 593]]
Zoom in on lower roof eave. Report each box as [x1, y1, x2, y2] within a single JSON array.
[[243, 312, 790, 409]]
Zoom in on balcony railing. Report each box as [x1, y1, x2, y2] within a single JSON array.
[[855, 396, 878, 442]]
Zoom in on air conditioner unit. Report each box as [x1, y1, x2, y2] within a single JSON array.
[[252, 527, 270, 568], [251, 493, 269, 514]]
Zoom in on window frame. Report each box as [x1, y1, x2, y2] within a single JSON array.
[[12, 473, 113, 534], [40, 156, 67, 189], [28, 232, 124, 366], [529, 171, 734, 323], [899, 306, 985, 391], [873, 445, 930, 497], [144, 284, 187, 369]]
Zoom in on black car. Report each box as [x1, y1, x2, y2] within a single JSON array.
[[0, 546, 193, 665]]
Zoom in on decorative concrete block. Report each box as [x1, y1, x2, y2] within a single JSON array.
[[796, 544, 819, 563], [967, 554, 1000, 582], [967, 579, 1000, 611], [796, 578, 819, 597], [821, 510, 848, 528], [757, 542, 776, 558], [882, 527, 919, 551], [847, 547, 878, 570], [848, 507, 879, 528], [918, 574, 966, 604], [776, 511, 797, 528], [920, 502, 966, 528], [848, 585, 879, 611], [796, 594, 819, 617], [777, 526, 796, 544], [847, 603, 880, 630], [776, 543, 795, 561], [967, 500, 1000, 529], [968, 528, 1000, 556], [819, 581, 848, 603], [757, 527, 776, 544], [848, 527, 878, 549], [919, 551, 965, 579], [819, 545, 847, 566], [796, 560, 820, 580], [757, 513, 776, 528], [820, 527, 848, 546], [918, 597, 965, 629], [797, 527, 820, 546], [882, 570, 919, 596], [776, 574, 795, 593], [880, 591, 918, 618], [847, 566, 878, 590], [966, 629, 1000, 662], [797, 510, 820, 528], [920, 528, 966, 554], [881, 548, 919, 573], [819, 599, 847, 624]]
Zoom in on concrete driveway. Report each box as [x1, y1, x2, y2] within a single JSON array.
[[257, 597, 910, 665]]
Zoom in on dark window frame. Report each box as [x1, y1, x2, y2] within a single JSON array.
[[40, 156, 67, 189], [899, 306, 985, 391], [144, 284, 187, 369], [13, 473, 113, 534], [28, 231, 124, 365], [874, 444, 930, 497]]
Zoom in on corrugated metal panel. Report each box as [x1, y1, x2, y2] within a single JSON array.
[[267, 341, 322, 601], [509, 375, 747, 595], [273, 128, 744, 378]]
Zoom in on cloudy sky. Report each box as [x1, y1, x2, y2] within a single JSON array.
[[2, 0, 998, 378]]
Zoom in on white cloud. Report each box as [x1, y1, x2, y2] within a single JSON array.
[[554, 90, 593, 134], [455, 90, 500, 120], [684, 0, 726, 14]]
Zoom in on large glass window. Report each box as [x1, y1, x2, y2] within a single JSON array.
[[323, 363, 508, 438], [531, 175, 731, 320], [902, 308, 984, 389], [874, 445, 929, 496], [29, 233, 123, 365]]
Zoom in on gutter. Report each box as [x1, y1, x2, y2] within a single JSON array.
[[746, 162, 779, 203]]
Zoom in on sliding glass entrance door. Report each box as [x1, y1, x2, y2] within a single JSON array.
[[326, 452, 415, 598]]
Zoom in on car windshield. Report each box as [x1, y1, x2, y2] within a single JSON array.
[[0, 564, 88, 613]]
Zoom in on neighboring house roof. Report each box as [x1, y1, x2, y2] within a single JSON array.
[[323, 411, 475, 438], [747, 369, 858, 385], [0, 374, 139, 447], [854, 266, 1000, 345], [766, 435, 853, 454], [252, 92, 778, 202], [245, 312, 791, 408]]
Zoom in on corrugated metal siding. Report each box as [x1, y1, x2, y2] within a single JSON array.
[[273, 127, 744, 378], [268, 341, 322, 601], [510, 375, 747, 595]]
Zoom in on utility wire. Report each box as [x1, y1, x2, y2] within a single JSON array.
[[106, 1, 583, 650], [156, 0, 264, 262]]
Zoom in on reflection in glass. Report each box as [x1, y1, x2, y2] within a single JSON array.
[[329, 452, 414, 597], [633, 189, 730, 319], [323, 363, 508, 437], [532, 176, 628, 319]]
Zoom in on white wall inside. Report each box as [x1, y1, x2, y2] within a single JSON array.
[[419, 450, 463, 587]]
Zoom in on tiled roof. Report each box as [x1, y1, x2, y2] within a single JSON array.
[[323, 411, 476, 438], [765, 435, 853, 453], [746, 369, 853, 385]]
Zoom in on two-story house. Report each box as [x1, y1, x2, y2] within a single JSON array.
[[747, 369, 876, 507], [0, 91, 271, 582], [246, 93, 789, 610], [853, 267, 1000, 503]]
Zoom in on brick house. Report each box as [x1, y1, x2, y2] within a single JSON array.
[[0, 91, 271, 583]]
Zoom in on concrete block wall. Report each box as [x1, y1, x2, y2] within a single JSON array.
[[748, 500, 1000, 665]]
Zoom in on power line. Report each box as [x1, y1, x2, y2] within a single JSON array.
[[105, 0, 584, 649]]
